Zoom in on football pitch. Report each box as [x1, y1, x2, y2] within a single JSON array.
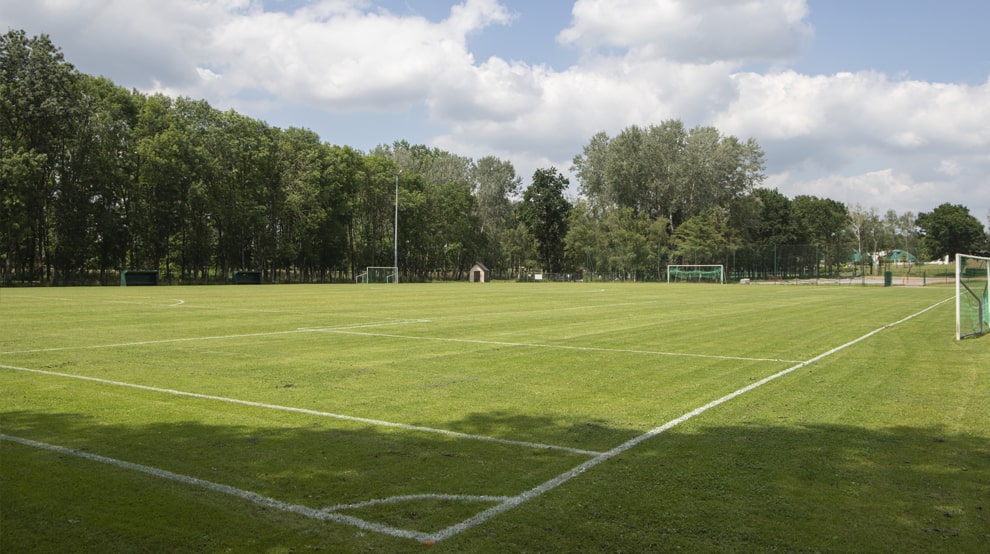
[[2, 282, 987, 552]]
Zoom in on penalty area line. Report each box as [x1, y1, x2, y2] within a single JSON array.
[[424, 296, 954, 544], [0, 319, 429, 356], [0, 433, 434, 543], [0, 364, 599, 457], [323, 329, 801, 364]]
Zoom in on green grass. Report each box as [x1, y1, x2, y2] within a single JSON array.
[[1, 282, 987, 552]]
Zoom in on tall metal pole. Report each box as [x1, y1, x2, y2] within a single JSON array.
[[394, 170, 399, 284]]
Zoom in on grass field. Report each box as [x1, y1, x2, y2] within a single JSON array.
[[1, 282, 988, 552]]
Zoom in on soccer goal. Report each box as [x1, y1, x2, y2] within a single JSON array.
[[358, 266, 398, 284], [956, 254, 989, 340], [667, 264, 725, 284]]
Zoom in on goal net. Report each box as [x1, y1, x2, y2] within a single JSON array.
[[956, 254, 989, 340], [667, 264, 724, 284], [358, 266, 398, 284]]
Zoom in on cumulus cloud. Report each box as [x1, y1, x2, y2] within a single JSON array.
[[3, 0, 989, 218], [716, 71, 990, 148], [713, 70, 990, 216], [201, 0, 515, 111], [5, 0, 514, 110], [557, 0, 813, 64]]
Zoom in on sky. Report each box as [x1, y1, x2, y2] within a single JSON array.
[[4, 0, 990, 229]]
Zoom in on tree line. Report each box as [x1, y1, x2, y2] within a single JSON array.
[[2, 31, 987, 285]]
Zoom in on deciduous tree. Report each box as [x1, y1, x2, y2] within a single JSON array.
[[916, 203, 988, 259], [520, 168, 571, 273]]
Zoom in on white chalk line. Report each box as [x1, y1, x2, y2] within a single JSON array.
[[2, 297, 951, 544], [1, 315, 799, 364], [0, 319, 430, 355], [321, 329, 802, 364], [425, 296, 953, 543], [322, 493, 513, 514], [0, 364, 599, 457], [0, 433, 437, 543]]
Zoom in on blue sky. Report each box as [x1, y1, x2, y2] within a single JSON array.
[[4, 0, 989, 227], [796, 1, 990, 84]]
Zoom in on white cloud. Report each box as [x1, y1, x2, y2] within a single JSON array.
[[772, 168, 951, 218], [201, 0, 514, 111], [558, 0, 812, 64], [3, 0, 989, 219]]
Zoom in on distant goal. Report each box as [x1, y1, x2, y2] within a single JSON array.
[[956, 254, 989, 340], [667, 264, 725, 284], [357, 266, 398, 284]]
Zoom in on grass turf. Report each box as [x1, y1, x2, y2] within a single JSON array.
[[1, 282, 987, 552]]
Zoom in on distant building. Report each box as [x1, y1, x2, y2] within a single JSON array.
[[469, 262, 489, 283], [885, 249, 917, 264]]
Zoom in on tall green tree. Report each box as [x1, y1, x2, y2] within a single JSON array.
[[318, 144, 363, 280], [520, 168, 571, 273], [53, 75, 140, 281], [472, 155, 521, 272], [671, 208, 737, 265], [133, 96, 212, 278], [571, 131, 611, 216], [383, 141, 473, 190], [204, 109, 274, 278], [848, 204, 883, 273], [426, 179, 482, 280], [792, 195, 850, 274], [606, 121, 687, 222], [565, 200, 605, 276], [572, 120, 764, 230], [0, 30, 81, 281], [355, 154, 400, 271], [916, 203, 988, 259], [601, 207, 655, 280]]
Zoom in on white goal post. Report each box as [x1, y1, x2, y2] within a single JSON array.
[[667, 264, 725, 284], [358, 266, 399, 284], [956, 253, 990, 340]]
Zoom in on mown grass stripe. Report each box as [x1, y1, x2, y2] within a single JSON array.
[[0, 364, 601, 457], [324, 329, 803, 363], [425, 297, 953, 543]]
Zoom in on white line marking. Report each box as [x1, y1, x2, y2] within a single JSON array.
[[1, 316, 794, 363], [0, 433, 434, 542], [296, 319, 429, 332], [322, 329, 801, 364], [0, 364, 600, 457], [1, 297, 952, 545], [0, 320, 429, 355], [424, 296, 953, 543], [324, 493, 513, 512], [1, 330, 309, 354]]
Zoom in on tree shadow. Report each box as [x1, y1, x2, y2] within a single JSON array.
[[457, 421, 990, 553], [0, 407, 627, 550], [3, 411, 988, 552]]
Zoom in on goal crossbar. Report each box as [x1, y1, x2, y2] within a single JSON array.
[[360, 266, 398, 284], [667, 264, 725, 284]]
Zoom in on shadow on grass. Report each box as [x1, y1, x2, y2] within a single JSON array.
[[464, 421, 990, 553], [443, 409, 625, 451], [0, 407, 625, 550], [3, 411, 988, 552]]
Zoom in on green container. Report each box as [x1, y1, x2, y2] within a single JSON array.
[[883, 271, 892, 287], [232, 270, 262, 284], [121, 270, 159, 286]]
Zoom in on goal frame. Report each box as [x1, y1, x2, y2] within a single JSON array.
[[358, 266, 399, 284], [666, 264, 725, 284], [956, 253, 990, 340]]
